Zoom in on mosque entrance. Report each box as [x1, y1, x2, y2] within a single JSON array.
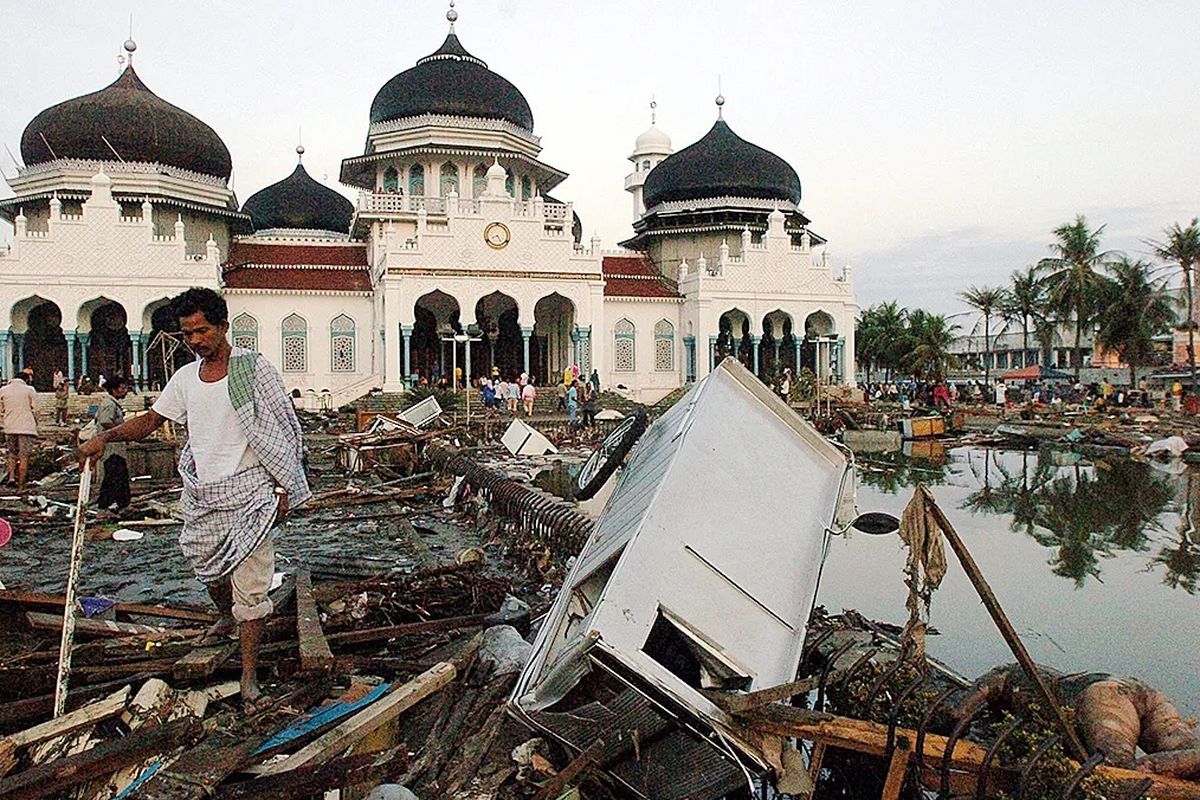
[[411, 291, 462, 383], [716, 308, 752, 371], [81, 299, 131, 384], [760, 310, 797, 381], [12, 297, 67, 389], [472, 292, 521, 382], [531, 293, 575, 386], [803, 310, 836, 379]]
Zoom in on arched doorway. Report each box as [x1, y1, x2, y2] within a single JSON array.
[[79, 298, 131, 383], [473, 292, 521, 381], [532, 293, 575, 386], [145, 302, 191, 390], [803, 310, 837, 380], [412, 291, 461, 383], [761, 310, 795, 381], [717, 309, 752, 370], [11, 297, 66, 389]]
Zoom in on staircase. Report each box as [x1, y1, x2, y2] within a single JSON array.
[[35, 391, 156, 429]]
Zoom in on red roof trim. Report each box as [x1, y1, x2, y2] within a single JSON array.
[[226, 241, 367, 267], [601, 254, 681, 298], [223, 265, 371, 292]]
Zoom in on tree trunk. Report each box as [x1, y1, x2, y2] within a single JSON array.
[[1130, 362, 1136, 390], [1022, 322, 1030, 368], [1073, 307, 1083, 381], [1187, 266, 1196, 405], [983, 314, 991, 385]]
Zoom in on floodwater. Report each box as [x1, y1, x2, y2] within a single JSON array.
[[817, 445, 1200, 717]]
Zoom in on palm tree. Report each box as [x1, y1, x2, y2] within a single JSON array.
[[1041, 216, 1113, 379], [1151, 219, 1200, 394], [958, 285, 1006, 383], [904, 312, 960, 382], [1001, 267, 1046, 368], [1095, 258, 1172, 387], [872, 301, 908, 381]]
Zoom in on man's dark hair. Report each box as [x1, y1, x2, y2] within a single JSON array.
[[170, 287, 228, 326], [107, 375, 128, 394]]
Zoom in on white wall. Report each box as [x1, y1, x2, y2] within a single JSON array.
[[602, 299, 684, 402]]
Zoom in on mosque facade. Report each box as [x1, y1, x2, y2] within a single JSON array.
[[0, 11, 856, 404]]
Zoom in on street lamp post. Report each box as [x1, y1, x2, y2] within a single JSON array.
[[448, 326, 483, 424]]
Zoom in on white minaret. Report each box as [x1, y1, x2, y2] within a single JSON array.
[[624, 99, 672, 221]]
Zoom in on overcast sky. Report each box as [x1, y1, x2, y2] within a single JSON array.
[[2, 1, 1198, 315]]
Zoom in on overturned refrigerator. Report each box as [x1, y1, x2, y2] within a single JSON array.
[[509, 358, 857, 798]]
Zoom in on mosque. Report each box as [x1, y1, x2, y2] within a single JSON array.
[[0, 6, 856, 404]]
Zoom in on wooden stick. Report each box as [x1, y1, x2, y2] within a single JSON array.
[[293, 570, 333, 673], [4, 686, 130, 750], [324, 614, 488, 647], [0, 590, 217, 623], [26, 611, 165, 638], [880, 739, 911, 800], [918, 484, 1089, 762], [533, 738, 606, 800], [53, 459, 92, 718], [253, 661, 456, 777]]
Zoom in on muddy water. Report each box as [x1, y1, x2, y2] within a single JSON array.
[[817, 446, 1200, 717]]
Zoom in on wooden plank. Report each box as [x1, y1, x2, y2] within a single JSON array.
[[325, 614, 488, 647], [173, 641, 239, 681], [0, 717, 202, 800], [0, 675, 157, 731], [743, 703, 1200, 800], [0, 589, 217, 623], [533, 738, 606, 800], [707, 676, 819, 713], [880, 739, 911, 800], [293, 569, 333, 673], [3, 686, 130, 751], [254, 662, 456, 777], [27, 610, 165, 638], [214, 750, 403, 800]]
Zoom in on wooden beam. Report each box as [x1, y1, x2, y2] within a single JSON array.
[[741, 703, 1200, 800], [0, 717, 202, 800], [214, 751, 401, 800], [2, 686, 130, 751], [174, 642, 239, 681], [533, 738, 606, 800], [325, 614, 488, 647], [0, 590, 217, 623], [254, 662, 456, 777], [26, 611, 166, 638], [293, 570, 333, 673], [880, 739, 911, 800], [706, 676, 819, 713]]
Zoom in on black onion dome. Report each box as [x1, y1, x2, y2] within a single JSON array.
[[369, 33, 534, 131], [242, 164, 353, 233], [20, 66, 232, 179], [642, 119, 801, 208]]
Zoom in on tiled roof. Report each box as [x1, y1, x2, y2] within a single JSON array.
[[602, 255, 681, 299], [223, 265, 372, 292], [226, 240, 368, 267]]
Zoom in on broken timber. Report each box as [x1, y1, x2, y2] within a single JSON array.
[[294, 569, 333, 672], [0, 589, 218, 623], [26, 610, 167, 638], [737, 702, 1200, 800]]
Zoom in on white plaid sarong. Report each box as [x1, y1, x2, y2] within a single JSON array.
[[178, 348, 310, 583]]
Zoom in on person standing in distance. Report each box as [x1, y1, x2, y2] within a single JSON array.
[[78, 288, 310, 713]]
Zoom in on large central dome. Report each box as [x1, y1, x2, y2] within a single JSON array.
[[369, 32, 534, 132], [642, 119, 800, 209], [242, 162, 353, 234], [20, 66, 233, 180]]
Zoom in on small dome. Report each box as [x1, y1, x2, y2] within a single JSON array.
[[642, 119, 800, 209], [21, 66, 232, 179], [633, 125, 672, 157], [370, 33, 533, 131], [242, 163, 353, 234]]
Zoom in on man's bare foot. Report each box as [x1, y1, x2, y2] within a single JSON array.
[[196, 616, 236, 646], [242, 679, 269, 715]]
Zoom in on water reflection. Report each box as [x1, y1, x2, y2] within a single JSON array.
[[959, 450, 1181, 588]]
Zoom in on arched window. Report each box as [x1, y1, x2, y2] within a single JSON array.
[[440, 162, 459, 196], [330, 314, 355, 373], [281, 313, 308, 373], [520, 176, 532, 201], [614, 319, 635, 372], [642, 160, 651, 171], [654, 319, 674, 372], [382, 166, 399, 193], [473, 164, 488, 197], [231, 313, 258, 352], [408, 164, 425, 196]]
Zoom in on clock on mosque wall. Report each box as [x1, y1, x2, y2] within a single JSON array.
[[484, 221, 511, 249]]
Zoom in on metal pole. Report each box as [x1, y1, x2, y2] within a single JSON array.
[[918, 485, 1089, 762], [55, 460, 93, 717]]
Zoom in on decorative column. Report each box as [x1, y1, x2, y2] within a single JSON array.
[[65, 331, 77, 382], [521, 326, 533, 375], [773, 338, 782, 362], [78, 333, 90, 376], [139, 333, 151, 389], [732, 336, 741, 367], [14, 333, 26, 371], [0, 331, 9, 380], [583, 327, 592, 373], [835, 337, 846, 383], [752, 335, 761, 376], [794, 339, 802, 375], [709, 336, 717, 371], [683, 335, 696, 382], [401, 324, 413, 381], [129, 331, 143, 389], [569, 327, 580, 368]]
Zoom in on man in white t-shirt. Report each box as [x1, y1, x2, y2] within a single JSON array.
[[79, 288, 309, 713]]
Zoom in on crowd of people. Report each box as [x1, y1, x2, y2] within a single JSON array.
[[474, 365, 602, 428], [860, 377, 1167, 411]]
